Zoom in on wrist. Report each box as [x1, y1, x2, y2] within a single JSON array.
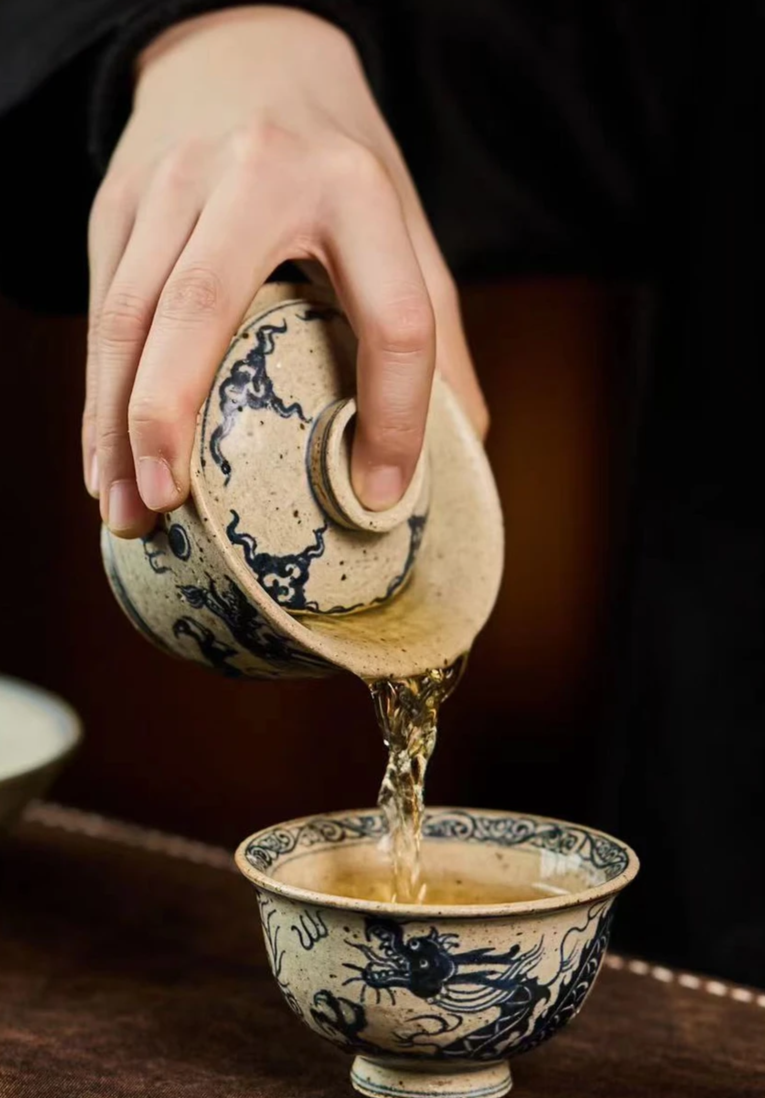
[[89, 0, 383, 175], [137, 5, 356, 85]]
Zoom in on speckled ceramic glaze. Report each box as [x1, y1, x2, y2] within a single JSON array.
[[101, 282, 504, 679], [236, 807, 639, 1098]]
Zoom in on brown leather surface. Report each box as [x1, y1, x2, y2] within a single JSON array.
[[1, 815, 763, 1097]]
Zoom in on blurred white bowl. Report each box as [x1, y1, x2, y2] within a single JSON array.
[[0, 675, 81, 830]]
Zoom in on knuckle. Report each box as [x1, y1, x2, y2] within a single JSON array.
[[99, 289, 152, 348], [230, 120, 294, 169], [371, 292, 435, 358], [96, 423, 130, 462], [326, 140, 390, 193], [155, 140, 206, 191], [128, 390, 197, 453], [157, 266, 224, 325], [128, 393, 182, 437]]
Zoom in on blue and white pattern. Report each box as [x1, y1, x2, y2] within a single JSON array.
[[209, 316, 312, 483], [243, 810, 629, 882], [225, 508, 427, 616], [258, 895, 306, 1020], [102, 533, 171, 654], [226, 510, 328, 612], [102, 514, 333, 680], [172, 617, 242, 678], [241, 808, 635, 1078], [195, 298, 428, 617], [167, 523, 192, 561], [177, 574, 329, 673], [310, 903, 612, 1061], [245, 814, 388, 872], [421, 810, 629, 882], [141, 526, 170, 575]]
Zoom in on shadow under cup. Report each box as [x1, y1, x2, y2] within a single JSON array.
[[236, 808, 639, 1098]]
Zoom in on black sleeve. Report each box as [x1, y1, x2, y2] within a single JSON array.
[[0, 0, 688, 314], [0, 0, 381, 312], [88, 0, 384, 173], [0, 0, 146, 117]]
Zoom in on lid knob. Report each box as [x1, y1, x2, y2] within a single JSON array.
[[308, 398, 429, 534]]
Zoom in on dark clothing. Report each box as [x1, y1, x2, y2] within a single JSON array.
[[1, 2, 763, 984], [0, 1, 683, 307]]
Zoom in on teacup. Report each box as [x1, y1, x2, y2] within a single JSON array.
[[236, 807, 639, 1098]]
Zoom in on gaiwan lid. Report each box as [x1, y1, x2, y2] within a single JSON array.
[[192, 282, 503, 679]]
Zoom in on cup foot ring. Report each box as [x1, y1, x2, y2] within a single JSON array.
[[350, 1057, 512, 1098]]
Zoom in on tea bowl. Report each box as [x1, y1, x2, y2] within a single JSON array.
[[0, 674, 81, 831], [236, 807, 639, 1098]]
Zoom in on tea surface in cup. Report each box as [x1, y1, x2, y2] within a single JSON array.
[[318, 863, 569, 905]]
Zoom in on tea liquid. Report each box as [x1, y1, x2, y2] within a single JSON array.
[[323, 864, 567, 905], [367, 655, 467, 903]]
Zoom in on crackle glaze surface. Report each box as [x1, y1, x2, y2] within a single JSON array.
[[236, 808, 638, 1097], [101, 283, 505, 680]]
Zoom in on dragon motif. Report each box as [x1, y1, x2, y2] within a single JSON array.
[[172, 617, 242, 677], [309, 904, 613, 1061], [341, 920, 550, 1059], [177, 573, 328, 673]]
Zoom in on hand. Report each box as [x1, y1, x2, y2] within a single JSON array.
[[84, 6, 488, 538]]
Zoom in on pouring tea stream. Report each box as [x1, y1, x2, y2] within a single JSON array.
[[102, 279, 503, 901]]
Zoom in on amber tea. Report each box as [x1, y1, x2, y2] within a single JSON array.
[[322, 863, 568, 906], [367, 655, 467, 903]]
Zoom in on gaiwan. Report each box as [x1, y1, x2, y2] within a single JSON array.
[[101, 281, 504, 681]]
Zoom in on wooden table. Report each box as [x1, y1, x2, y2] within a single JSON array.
[[1, 803, 763, 1097]]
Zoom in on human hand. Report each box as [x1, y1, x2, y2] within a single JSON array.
[[84, 5, 487, 538]]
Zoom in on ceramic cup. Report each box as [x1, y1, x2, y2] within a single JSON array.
[[236, 807, 639, 1098], [0, 675, 81, 831], [102, 282, 504, 682]]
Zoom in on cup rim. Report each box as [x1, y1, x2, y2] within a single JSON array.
[[235, 805, 640, 919]]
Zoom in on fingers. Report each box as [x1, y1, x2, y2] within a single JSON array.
[[380, 142, 489, 439], [84, 176, 137, 497], [321, 148, 435, 511], [91, 153, 206, 535], [124, 143, 304, 515], [87, 128, 481, 544]]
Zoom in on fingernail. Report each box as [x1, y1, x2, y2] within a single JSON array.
[[88, 452, 100, 497], [107, 479, 144, 533], [136, 457, 179, 511], [358, 465, 405, 511]]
